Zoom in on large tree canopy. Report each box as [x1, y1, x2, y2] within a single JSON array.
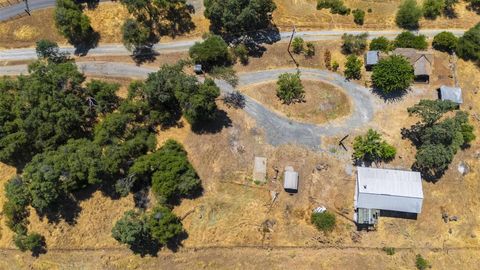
[[396, 0, 423, 29], [405, 100, 475, 180], [372, 55, 414, 94], [130, 139, 201, 204], [120, 0, 195, 51], [204, 0, 277, 35], [54, 0, 95, 45], [22, 139, 103, 211], [0, 60, 93, 165], [456, 23, 480, 62]]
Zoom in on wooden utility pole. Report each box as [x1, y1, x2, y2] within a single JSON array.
[[24, 0, 31, 16], [287, 25, 299, 69]]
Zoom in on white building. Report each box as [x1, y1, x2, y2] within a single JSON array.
[[283, 166, 299, 193], [439, 85, 463, 104], [354, 167, 424, 227]]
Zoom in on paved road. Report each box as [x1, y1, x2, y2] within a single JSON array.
[[0, 29, 466, 61], [0, 63, 377, 150]]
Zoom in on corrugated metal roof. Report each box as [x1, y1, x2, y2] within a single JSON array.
[[284, 166, 298, 191], [365, 51, 379, 66], [440, 85, 463, 104], [357, 167, 423, 198]]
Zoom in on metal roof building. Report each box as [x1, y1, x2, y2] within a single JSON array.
[[365, 51, 380, 69], [440, 85, 463, 104], [283, 166, 298, 192], [354, 167, 424, 214]]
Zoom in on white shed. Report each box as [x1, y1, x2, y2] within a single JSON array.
[[440, 85, 463, 104], [354, 167, 423, 214], [283, 166, 298, 192]]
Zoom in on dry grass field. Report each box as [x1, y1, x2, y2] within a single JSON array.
[[241, 80, 351, 124], [0, 40, 479, 269], [272, 0, 480, 30], [1, 0, 480, 49], [1, 2, 480, 268]]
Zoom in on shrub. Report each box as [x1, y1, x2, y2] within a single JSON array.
[[292, 37, 305, 54], [311, 211, 336, 232], [189, 35, 231, 70], [14, 233, 45, 253], [341, 33, 368, 55], [317, 0, 351, 15], [396, 0, 423, 29], [352, 9, 365, 25], [332, 61, 340, 71], [112, 210, 149, 247], [324, 50, 332, 69], [456, 23, 480, 61], [432, 31, 458, 53], [344, 55, 362, 80], [147, 206, 183, 245], [372, 55, 414, 94], [415, 254, 430, 270], [305, 42, 316, 57], [353, 129, 396, 163], [369, 36, 392, 52], [383, 247, 396, 255], [423, 0, 445, 19], [234, 44, 249, 65], [394, 31, 428, 50], [276, 72, 305, 104]]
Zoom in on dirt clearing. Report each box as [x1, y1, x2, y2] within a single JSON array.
[[240, 80, 351, 124]]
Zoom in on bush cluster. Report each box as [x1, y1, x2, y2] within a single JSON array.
[[311, 211, 336, 232], [276, 72, 305, 104], [394, 31, 428, 50], [406, 100, 475, 180], [317, 0, 351, 15], [353, 129, 396, 163]]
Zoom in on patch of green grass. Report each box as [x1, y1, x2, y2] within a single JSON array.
[[383, 247, 396, 255]]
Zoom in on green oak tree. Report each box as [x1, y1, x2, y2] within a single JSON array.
[[396, 0, 423, 29], [372, 55, 414, 94]]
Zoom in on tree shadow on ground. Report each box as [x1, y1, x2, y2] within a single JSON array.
[[166, 231, 188, 252], [31, 237, 47, 257], [77, 0, 100, 9], [167, 185, 204, 207], [191, 109, 233, 134], [73, 31, 100, 56], [226, 27, 281, 58], [223, 91, 246, 109], [411, 163, 446, 183], [131, 47, 159, 66], [371, 87, 409, 103], [159, 4, 196, 38], [130, 237, 160, 257], [37, 184, 97, 225]]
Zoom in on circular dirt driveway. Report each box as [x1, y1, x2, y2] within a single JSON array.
[[216, 68, 376, 150]]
